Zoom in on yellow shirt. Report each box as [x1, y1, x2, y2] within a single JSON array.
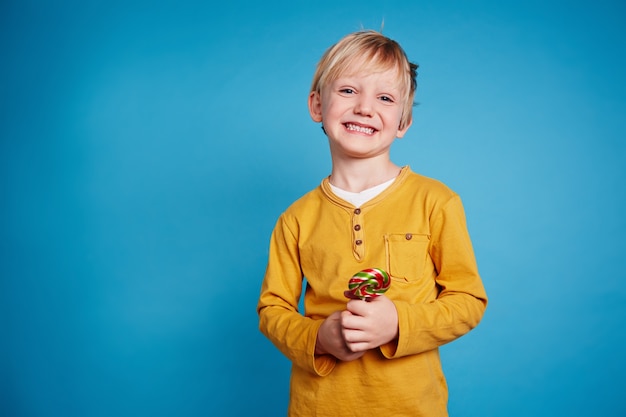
[[258, 166, 487, 416]]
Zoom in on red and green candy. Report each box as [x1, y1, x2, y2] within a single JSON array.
[[344, 268, 390, 301]]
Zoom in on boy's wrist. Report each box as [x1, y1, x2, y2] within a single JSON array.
[[314, 342, 325, 355]]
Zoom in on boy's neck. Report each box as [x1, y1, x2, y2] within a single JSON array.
[[329, 158, 401, 193]]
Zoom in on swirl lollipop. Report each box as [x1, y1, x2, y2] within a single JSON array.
[[344, 268, 390, 301]]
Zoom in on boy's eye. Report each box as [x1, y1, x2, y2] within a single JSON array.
[[379, 95, 394, 103], [339, 88, 355, 94]]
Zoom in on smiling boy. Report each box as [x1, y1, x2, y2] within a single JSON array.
[[257, 30, 487, 417]]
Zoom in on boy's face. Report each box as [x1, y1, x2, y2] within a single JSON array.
[[308, 65, 411, 161]]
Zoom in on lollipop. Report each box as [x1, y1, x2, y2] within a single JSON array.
[[344, 268, 390, 301]]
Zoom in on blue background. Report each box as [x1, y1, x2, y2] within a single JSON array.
[[2, 0, 625, 416]]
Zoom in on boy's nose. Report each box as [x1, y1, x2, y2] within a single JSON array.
[[354, 97, 374, 117]]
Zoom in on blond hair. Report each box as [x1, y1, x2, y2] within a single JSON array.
[[310, 30, 418, 130]]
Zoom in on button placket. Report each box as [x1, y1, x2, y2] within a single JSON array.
[[352, 208, 364, 260]]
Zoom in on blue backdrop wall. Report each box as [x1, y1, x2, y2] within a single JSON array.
[[2, 1, 625, 416]]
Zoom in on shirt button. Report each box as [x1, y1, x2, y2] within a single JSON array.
[[405, 233, 413, 240], [354, 224, 361, 231], [354, 208, 361, 215], [355, 240, 363, 245]]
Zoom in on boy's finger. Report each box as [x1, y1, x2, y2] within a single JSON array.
[[345, 299, 370, 315], [343, 328, 370, 344], [340, 311, 365, 330]]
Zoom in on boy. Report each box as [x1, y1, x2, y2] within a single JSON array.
[[257, 30, 487, 416]]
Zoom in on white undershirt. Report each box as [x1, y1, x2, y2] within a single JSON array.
[[329, 177, 396, 207]]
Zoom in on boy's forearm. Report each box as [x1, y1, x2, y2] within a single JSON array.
[[381, 292, 487, 359], [259, 305, 337, 376]]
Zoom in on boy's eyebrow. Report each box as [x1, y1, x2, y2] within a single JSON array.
[[333, 75, 402, 87]]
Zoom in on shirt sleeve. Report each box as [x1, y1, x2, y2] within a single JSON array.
[[381, 195, 488, 359], [257, 214, 337, 376]]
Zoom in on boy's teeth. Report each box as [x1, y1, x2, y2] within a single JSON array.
[[346, 124, 374, 134]]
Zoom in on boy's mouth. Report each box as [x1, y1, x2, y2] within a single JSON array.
[[344, 123, 375, 135]]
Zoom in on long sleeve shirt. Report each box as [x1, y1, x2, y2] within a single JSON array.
[[257, 166, 488, 417]]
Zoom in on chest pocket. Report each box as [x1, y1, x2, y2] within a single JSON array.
[[384, 233, 430, 282]]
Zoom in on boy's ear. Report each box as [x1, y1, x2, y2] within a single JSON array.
[[396, 117, 413, 139], [308, 91, 323, 122]]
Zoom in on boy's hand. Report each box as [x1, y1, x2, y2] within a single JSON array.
[[341, 296, 399, 353], [315, 311, 366, 362]]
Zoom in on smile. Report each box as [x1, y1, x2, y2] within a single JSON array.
[[345, 123, 375, 135]]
